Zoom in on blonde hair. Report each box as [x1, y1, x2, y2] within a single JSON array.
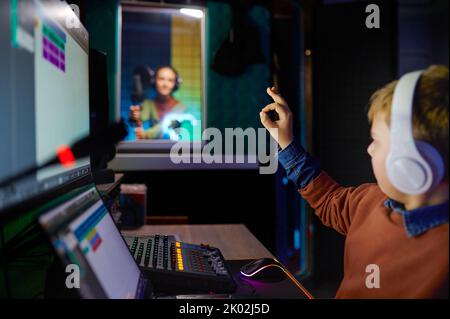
[[368, 65, 449, 180]]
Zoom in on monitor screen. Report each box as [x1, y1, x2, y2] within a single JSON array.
[[39, 186, 146, 299], [118, 4, 206, 145], [0, 0, 91, 212]]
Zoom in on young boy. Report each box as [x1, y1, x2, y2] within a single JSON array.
[[260, 65, 449, 298]]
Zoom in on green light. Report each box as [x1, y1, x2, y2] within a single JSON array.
[[11, 0, 18, 48], [43, 24, 66, 51]]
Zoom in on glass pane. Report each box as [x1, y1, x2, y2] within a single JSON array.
[[120, 5, 205, 142]]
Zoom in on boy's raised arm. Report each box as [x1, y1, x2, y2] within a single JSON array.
[[261, 88, 375, 235], [278, 142, 375, 235]]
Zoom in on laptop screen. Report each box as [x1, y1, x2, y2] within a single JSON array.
[[39, 186, 147, 299]]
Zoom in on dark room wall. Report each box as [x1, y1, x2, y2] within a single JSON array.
[[312, 0, 397, 288], [398, 0, 449, 74], [83, 0, 120, 124], [207, 2, 272, 132]]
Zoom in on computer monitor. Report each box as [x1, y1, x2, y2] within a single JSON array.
[[0, 0, 91, 213], [39, 185, 150, 299], [89, 49, 114, 171]]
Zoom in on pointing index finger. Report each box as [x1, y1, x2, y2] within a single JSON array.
[[266, 87, 287, 106]]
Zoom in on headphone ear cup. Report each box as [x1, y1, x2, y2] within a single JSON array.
[[386, 154, 429, 194], [415, 141, 445, 188], [386, 141, 445, 195], [172, 75, 182, 92]]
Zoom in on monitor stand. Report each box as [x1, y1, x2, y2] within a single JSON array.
[[92, 168, 115, 184]]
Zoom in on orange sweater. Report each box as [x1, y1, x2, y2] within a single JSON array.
[[300, 171, 449, 298]]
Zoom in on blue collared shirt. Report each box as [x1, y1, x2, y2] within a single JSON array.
[[277, 142, 321, 189], [384, 199, 449, 237], [278, 141, 449, 237]]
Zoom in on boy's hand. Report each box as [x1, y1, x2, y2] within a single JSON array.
[[260, 87, 293, 149]]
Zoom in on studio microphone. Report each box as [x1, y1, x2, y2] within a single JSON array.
[[131, 73, 144, 105], [0, 121, 128, 189], [131, 66, 153, 104]]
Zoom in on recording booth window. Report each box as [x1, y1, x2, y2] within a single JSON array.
[[117, 3, 206, 152]]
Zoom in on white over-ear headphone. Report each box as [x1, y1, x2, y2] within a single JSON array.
[[386, 70, 445, 195]]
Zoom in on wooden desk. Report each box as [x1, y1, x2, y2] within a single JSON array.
[[121, 224, 312, 299], [121, 224, 274, 260]]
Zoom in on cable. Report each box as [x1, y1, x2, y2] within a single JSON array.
[[280, 267, 315, 299], [4, 224, 47, 259], [5, 220, 41, 248], [0, 225, 11, 298], [241, 263, 315, 299]]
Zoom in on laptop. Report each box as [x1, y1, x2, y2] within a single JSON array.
[[39, 185, 152, 299]]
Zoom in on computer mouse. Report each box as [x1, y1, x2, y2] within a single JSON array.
[[240, 258, 286, 280]]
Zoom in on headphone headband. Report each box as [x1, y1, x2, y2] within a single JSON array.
[[389, 71, 423, 158]]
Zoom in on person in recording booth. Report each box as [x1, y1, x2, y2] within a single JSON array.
[[260, 65, 449, 298], [129, 65, 186, 139]]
